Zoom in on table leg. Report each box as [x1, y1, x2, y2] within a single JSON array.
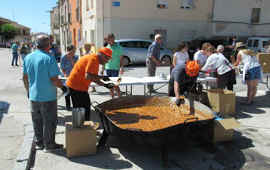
[[266, 75, 269, 89], [144, 85, 146, 96], [125, 85, 128, 95], [130, 85, 133, 95]]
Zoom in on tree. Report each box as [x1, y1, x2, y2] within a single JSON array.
[[0, 24, 19, 41]]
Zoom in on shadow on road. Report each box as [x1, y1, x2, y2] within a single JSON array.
[[0, 101, 10, 124], [235, 93, 270, 119]]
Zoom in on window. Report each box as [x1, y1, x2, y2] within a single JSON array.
[[157, 0, 168, 9], [254, 40, 259, 47], [251, 8, 261, 23], [86, 0, 89, 11], [141, 41, 151, 48], [247, 40, 253, 47], [180, 0, 193, 9], [90, 0, 94, 9], [90, 30, 95, 43], [263, 41, 268, 48]]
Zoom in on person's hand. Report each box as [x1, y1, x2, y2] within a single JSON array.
[[102, 76, 110, 81], [175, 98, 185, 106], [61, 86, 68, 93], [103, 83, 114, 89], [119, 67, 124, 75]]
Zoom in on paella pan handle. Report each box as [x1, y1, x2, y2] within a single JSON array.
[[91, 101, 102, 112], [184, 117, 199, 125]]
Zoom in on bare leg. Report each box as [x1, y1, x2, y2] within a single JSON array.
[[110, 89, 114, 98], [246, 80, 253, 103], [251, 79, 259, 102], [115, 86, 121, 97]]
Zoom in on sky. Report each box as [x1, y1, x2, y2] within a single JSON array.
[[0, 0, 58, 34]]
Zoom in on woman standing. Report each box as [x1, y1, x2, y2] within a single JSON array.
[[201, 46, 235, 91], [172, 42, 189, 68], [234, 49, 262, 104], [60, 45, 78, 110]]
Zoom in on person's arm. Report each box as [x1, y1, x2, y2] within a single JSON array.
[[172, 54, 177, 67], [234, 51, 242, 66], [85, 73, 105, 86], [201, 56, 213, 72], [23, 74, 29, 96], [150, 45, 161, 65], [50, 77, 65, 88], [60, 57, 67, 77]]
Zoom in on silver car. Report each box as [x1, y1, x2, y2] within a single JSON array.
[[115, 39, 173, 66]]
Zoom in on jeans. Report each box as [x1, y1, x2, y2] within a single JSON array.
[[30, 100, 57, 147], [11, 52, 18, 66]]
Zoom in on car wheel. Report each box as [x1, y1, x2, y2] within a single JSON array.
[[123, 57, 130, 66], [161, 55, 171, 65]]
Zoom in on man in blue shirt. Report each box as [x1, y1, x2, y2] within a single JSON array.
[[146, 34, 162, 93], [23, 35, 67, 152], [11, 42, 19, 66]]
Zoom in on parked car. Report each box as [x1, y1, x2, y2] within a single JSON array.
[[247, 37, 270, 52], [115, 39, 173, 66]]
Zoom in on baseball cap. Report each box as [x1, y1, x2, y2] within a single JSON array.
[[185, 61, 200, 77], [98, 47, 112, 58]]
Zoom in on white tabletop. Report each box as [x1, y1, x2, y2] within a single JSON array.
[[60, 76, 217, 87]]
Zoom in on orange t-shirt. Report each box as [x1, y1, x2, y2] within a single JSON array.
[[66, 54, 100, 92]]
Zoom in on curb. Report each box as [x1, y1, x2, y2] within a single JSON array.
[[13, 123, 35, 170]]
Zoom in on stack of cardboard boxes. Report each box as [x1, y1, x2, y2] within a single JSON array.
[[207, 89, 240, 143], [65, 121, 98, 158]]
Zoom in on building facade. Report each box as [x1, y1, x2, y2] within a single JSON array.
[[0, 17, 31, 43], [212, 0, 270, 37], [69, 0, 82, 49], [59, 0, 72, 53], [85, 0, 214, 49], [81, 0, 96, 46], [50, 6, 61, 45]]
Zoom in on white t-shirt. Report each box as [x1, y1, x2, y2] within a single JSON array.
[[194, 50, 207, 67], [173, 51, 189, 67], [201, 53, 232, 75], [238, 50, 260, 70]]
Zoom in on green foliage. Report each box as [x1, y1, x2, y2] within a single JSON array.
[[0, 24, 19, 40]]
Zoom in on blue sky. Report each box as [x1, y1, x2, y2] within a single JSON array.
[[0, 0, 58, 34]]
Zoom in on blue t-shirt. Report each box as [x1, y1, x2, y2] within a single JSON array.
[[23, 50, 61, 102], [60, 55, 79, 76], [11, 43, 18, 54]]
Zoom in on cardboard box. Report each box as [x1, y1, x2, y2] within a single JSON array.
[[65, 121, 97, 158], [213, 118, 240, 143], [207, 89, 235, 115], [257, 53, 270, 73]]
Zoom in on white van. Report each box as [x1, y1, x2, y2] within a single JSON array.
[[247, 37, 270, 52]]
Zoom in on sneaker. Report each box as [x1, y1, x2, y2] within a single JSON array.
[[44, 143, 63, 153]]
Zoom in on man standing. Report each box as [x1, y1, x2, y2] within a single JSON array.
[[23, 35, 67, 152], [146, 34, 162, 93], [66, 47, 114, 121], [102, 33, 124, 98], [11, 42, 19, 66]]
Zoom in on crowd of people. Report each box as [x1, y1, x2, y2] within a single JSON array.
[[20, 33, 263, 152]]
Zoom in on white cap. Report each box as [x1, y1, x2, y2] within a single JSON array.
[[155, 34, 162, 41], [217, 45, 224, 51]]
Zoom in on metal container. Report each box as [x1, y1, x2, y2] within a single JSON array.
[[72, 108, 85, 128]]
